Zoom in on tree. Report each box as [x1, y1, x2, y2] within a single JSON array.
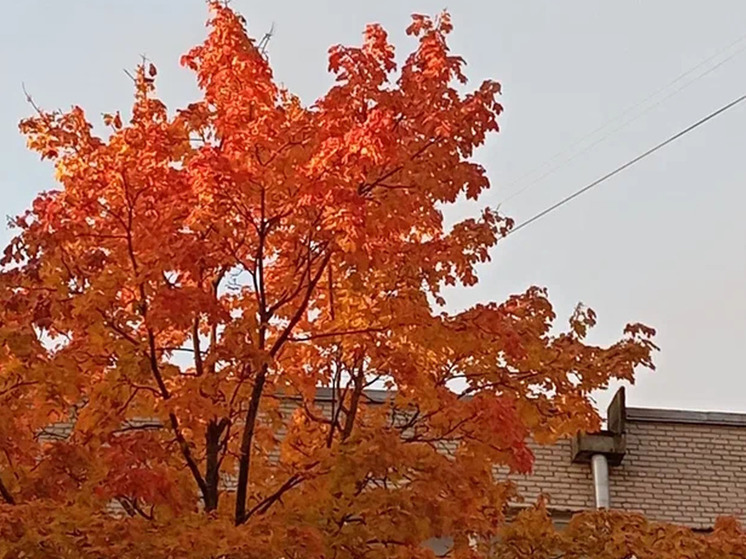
[[0, 3, 729, 558]]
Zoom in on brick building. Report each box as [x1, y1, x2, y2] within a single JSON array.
[[38, 386, 746, 533], [268, 386, 746, 533], [509, 387, 746, 530]]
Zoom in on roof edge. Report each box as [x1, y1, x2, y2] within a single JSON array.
[[626, 406, 746, 427], [312, 387, 391, 403]]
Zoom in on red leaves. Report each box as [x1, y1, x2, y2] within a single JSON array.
[[102, 112, 123, 130], [0, 3, 670, 558], [406, 14, 433, 37]]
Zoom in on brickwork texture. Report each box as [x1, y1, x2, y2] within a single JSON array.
[[31, 400, 746, 529], [512, 418, 746, 529]]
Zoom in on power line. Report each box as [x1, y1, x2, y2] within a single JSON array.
[[498, 31, 746, 205], [500, 44, 746, 205], [500, 32, 746, 203], [505, 92, 746, 238]]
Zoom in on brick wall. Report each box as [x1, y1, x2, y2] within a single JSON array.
[[28, 391, 746, 530], [517, 409, 746, 530], [501, 439, 596, 513], [610, 417, 746, 528]]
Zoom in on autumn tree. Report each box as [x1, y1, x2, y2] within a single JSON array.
[[0, 3, 729, 558]]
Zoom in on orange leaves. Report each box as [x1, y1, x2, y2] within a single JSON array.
[[406, 14, 437, 37], [494, 507, 746, 559], [19, 104, 101, 164], [102, 112, 123, 130], [362, 24, 397, 74], [328, 23, 396, 88], [94, 432, 195, 512], [0, 2, 668, 557], [403, 12, 466, 87], [181, 1, 276, 129]]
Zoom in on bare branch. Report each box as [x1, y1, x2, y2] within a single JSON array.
[[257, 22, 275, 56], [21, 82, 48, 119]]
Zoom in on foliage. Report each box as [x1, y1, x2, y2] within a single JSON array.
[[0, 3, 725, 557], [493, 503, 746, 559]]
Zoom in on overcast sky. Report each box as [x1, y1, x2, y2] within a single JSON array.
[[2, 1, 745, 413]]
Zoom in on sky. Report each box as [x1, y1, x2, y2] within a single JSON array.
[[2, 1, 745, 414]]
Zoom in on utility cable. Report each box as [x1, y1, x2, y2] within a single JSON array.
[[506, 93, 746, 237], [499, 32, 746, 205]]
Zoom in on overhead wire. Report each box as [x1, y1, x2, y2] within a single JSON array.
[[498, 31, 746, 205], [505, 92, 746, 238]]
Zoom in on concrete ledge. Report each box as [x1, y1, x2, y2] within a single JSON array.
[[570, 432, 626, 466], [626, 407, 746, 427]]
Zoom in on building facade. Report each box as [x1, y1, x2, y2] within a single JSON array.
[[509, 387, 746, 530], [38, 386, 746, 532]]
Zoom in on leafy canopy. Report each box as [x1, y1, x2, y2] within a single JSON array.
[[0, 3, 733, 558]]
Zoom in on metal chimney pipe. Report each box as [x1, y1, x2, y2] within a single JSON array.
[[591, 454, 610, 509]]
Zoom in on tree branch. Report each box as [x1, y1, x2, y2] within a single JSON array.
[[192, 316, 205, 376], [168, 412, 209, 499], [243, 473, 302, 520], [341, 358, 365, 441], [288, 327, 386, 342], [235, 249, 332, 525], [118, 173, 209, 504], [0, 380, 37, 398], [270, 250, 332, 357], [111, 422, 162, 435], [0, 474, 16, 505], [242, 461, 319, 522], [234, 363, 269, 525]]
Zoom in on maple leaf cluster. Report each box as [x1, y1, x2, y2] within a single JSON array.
[[0, 3, 735, 558], [488, 502, 746, 559]]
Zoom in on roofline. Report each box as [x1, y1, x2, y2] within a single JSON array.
[[626, 406, 746, 427], [310, 387, 746, 428], [309, 387, 392, 403]]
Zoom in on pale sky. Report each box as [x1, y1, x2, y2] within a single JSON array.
[[2, 1, 745, 413]]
